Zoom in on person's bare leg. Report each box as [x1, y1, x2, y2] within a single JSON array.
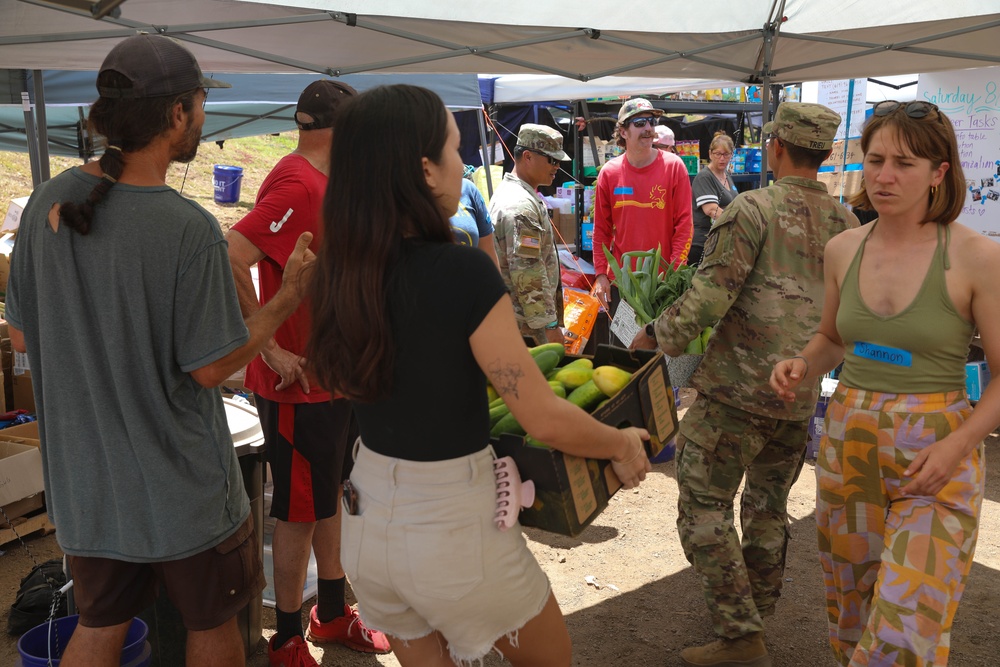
[[59, 620, 130, 667], [493, 592, 571, 667], [312, 513, 343, 581], [186, 616, 244, 666], [272, 519, 318, 612], [389, 631, 456, 667]]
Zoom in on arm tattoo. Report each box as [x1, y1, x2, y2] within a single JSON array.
[[487, 358, 525, 400]]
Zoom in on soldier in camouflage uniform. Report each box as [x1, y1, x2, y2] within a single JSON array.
[[633, 102, 859, 667], [490, 124, 569, 345]]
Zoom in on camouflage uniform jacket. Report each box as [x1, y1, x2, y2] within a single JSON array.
[[490, 172, 561, 331], [653, 176, 859, 421]]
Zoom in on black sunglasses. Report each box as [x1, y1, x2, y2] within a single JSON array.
[[528, 150, 560, 166], [626, 117, 658, 129], [872, 100, 941, 120]]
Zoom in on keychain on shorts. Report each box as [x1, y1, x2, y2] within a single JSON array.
[[493, 456, 534, 531]]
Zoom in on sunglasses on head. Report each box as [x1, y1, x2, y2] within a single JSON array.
[[626, 117, 658, 129], [528, 150, 560, 166], [872, 100, 941, 120]]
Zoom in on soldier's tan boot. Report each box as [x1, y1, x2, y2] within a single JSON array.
[[679, 631, 771, 667]]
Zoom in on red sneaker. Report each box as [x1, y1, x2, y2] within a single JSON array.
[[268, 634, 319, 667], [307, 604, 391, 654]]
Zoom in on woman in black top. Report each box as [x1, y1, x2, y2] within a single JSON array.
[[689, 131, 737, 265], [308, 84, 650, 667]]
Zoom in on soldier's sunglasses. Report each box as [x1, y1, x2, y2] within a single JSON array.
[[872, 100, 941, 121], [528, 150, 560, 166]]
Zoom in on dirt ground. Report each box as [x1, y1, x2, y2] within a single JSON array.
[[3, 389, 1000, 666]]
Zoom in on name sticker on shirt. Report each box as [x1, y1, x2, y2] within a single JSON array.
[[853, 341, 913, 367], [613, 186, 634, 196]]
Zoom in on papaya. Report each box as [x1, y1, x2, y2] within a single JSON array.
[[592, 366, 633, 398], [561, 357, 594, 371], [486, 384, 499, 403], [490, 412, 526, 437], [567, 380, 606, 412], [553, 365, 593, 390], [529, 342, 566, 362], [545, 368, 561, 380], [533, 349, 561, 375]]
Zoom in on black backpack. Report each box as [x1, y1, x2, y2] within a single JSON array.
[[7, 558, 67, 636]]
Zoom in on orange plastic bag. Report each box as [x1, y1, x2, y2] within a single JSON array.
[[562, 288, 601, 355]]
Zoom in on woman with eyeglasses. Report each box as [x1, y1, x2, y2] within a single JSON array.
[[689, 130, 737, 265], [307, 84, 651, 667], [770, 100, 1000, 666]]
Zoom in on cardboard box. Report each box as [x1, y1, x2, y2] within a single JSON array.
[[12, 369, 34, 413], [1, 196, 30, 234], [0, 440, 44, 508], [0, 420, 40, 445], [493, 346, 678, 536], [966, 361, 991, 401]]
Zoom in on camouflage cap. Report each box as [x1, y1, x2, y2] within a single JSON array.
[[515, 124, 570, 161], [618, 98, 663, 124], [762, 102, 841, 151]]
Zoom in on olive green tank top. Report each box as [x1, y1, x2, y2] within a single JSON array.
[[836, 222, 974, 393]]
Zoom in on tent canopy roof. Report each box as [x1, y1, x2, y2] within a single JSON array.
[[1, 0, 997, 85]]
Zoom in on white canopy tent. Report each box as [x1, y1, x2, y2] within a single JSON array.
[[2, 0, 998, 183]]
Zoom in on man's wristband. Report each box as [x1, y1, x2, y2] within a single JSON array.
[[545, 321, 559, 329]]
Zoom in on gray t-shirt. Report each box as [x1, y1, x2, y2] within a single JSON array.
[[6, 167, 251, 562]]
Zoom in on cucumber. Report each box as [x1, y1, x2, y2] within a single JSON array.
[[683, 336, 703, 354], [533, 350, 561, 375], [525, 436, 551, 449], [491, 412, 526, 437], [529, 342, 566, 361], [567, 380, 606, 412], [488, 396, 506, 410], [700, 326, 714, 352], [489, 404, 511, 427], [548, 381, 567, 399], [486, 384, 499, 403]]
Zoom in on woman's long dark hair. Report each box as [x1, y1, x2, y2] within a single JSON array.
[[60, 71, 199, 235], [308, 84, 453, 402]]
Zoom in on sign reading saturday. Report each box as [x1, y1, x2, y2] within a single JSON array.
[[918, 68, 1000, 239]]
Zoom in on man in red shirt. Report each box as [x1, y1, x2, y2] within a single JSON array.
[[593, 98, 693, 312], [227, 80, 390, 666]]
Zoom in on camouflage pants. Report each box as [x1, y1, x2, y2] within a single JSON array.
[[519, 322, 548, 346], [676, 393, 808, 639]]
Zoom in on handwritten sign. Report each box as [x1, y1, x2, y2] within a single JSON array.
[[919, 68, 1000, 239], [817, 79, 868, 141]]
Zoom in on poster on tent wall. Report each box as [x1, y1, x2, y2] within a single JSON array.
[[919, 68, 1000, 240], [817, 79, 867, 141]]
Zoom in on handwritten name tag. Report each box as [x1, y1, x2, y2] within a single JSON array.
[[854, 341, 912, 367]]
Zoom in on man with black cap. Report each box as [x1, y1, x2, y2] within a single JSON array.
[[490, 123, 570, 345], [227, 80, 390, 665], [632, 102, 859, 667], [5, 35, 315, 665]]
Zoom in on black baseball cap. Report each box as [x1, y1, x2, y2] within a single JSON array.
[[295, 80, 358, 131], [97, 35, 230, 99]]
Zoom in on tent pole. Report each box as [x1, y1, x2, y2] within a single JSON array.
[[476, 106, 494, 198], [31, 70, 50, 182], [21, 91, 42, 187]]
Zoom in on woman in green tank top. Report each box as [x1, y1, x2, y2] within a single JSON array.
[[769, 101, 1000, 667]]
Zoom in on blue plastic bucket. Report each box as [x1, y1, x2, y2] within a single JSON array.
[[17, 615, 151, 667], [212, 164, 243, 203]]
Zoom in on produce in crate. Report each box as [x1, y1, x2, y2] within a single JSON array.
[[488, 343, 635, 441]]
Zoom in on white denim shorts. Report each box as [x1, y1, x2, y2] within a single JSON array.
[[342, 440, 551, 665]]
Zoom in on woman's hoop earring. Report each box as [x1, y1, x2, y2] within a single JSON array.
[[931, 185, 937, 195]]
